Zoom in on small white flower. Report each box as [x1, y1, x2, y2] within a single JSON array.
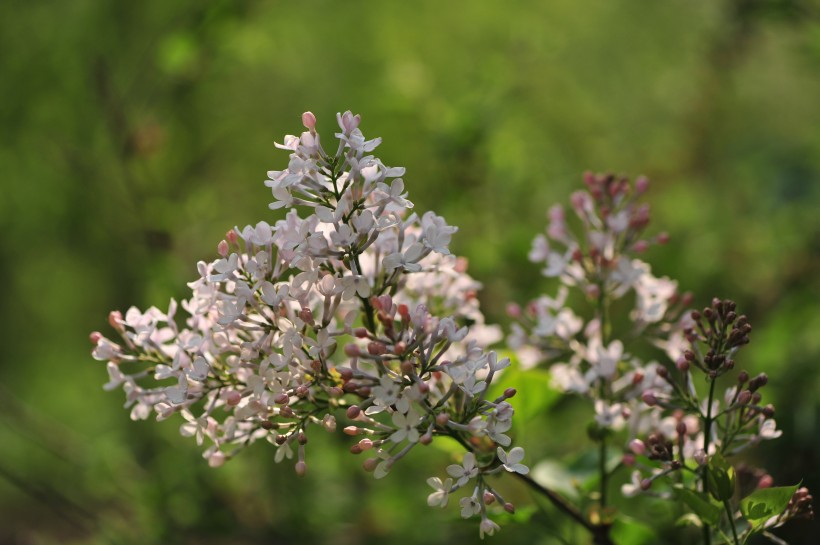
[[497, 446, 529, 474], [426, 477, 453, 508], [459, 494, 481, 518], [479, 517, 500, 539], [447, 452, 478, 487]]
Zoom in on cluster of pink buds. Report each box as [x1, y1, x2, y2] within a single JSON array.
[[91, 111, 526, 537]]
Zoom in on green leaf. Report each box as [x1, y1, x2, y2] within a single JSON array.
[[488, 360, 560, 423], [707, 452, 736, 501], [610, 515, 658, 545], [676, 486, 722, 526], [740, 484, 799, 530], [675, 513, 703, 528]]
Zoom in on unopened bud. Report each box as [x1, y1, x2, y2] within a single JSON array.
[[225, 390, 242, 406], [656, 232, 670, 245], [506, 303, 521, 318], [435, 413, 450, 427], [640, 479, 653, 491], [400, 360, 414, 375], [343, 426, 360, 436], [299, 307, 314, 326], [297, 432, 308, 445], [635, 176, 649, 193], [225, 229, 239, 244], [419, 432, 433, 445], [629, 439, 646, 456], [362, 458, 379, 472], [358, 438, 373, 451], [274, 393, 290, 405], [632, 240, 649, 253], [693, 450, 707, 466], [483, 492, 495, 505], [676, 421, 688, 436], [367, 342, 387, 356], [504, 502, 515, 514], [642, 391, 658, 406], [108, 310, 123, 330], [294, 461, 307, 476], [346, 405, 361, 419], [344, 344, 360, 358], [737, 390, 752, 405], [217, 240, 229, 257], [301, 111, 317, 130], [89, 331, 102, 344], [676, 356, 690, 372], [504, 387, 517, 399]]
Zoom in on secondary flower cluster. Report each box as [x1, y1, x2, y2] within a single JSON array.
[[91, 111, 526, 537], [508, 173, 689, 439]]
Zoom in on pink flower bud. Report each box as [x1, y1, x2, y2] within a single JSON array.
[[483, 492, 495, 505], [419, 432, 432, 445], [89, 331, 102, 344], [362, 458, 379, 472], [108, 310, 123, 330], [629, 439, 646, 456], [737, 390, 752, 405], [358, 438, 373, 451], [504, 387, 517, 399], [435, 413, 450, 427], [301, 111, 317, 130], [217, 240, 229, 257], [225, 391, 242, 406], [367, 342, 387, 356], [758, 474, 774, 489], [640, 478, 652, 491], [642, 391, 658, 406], [504, 502, 515, 514], [294, 461, 307, 476], [346, 405, 361, 419], [693, 450, 708, 466], [506, 303, 522, 318], [344, 344, 361, 357], [635, 176, 649, 193], [656, 232, 670, 245], [676, 356, 690, 372], [622, 453, 635, 466], [343, 426, 360, 436], [274, 393, 290, 405], [632, 240, 650, 253], [225, 229, 239, 244], [400, 361, 415, 375]]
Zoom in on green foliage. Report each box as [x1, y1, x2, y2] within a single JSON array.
[[741, 484, 800, 531], [676, 486, 723, 527]]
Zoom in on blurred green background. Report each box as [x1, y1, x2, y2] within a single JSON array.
[[1, 0, 818, 543]]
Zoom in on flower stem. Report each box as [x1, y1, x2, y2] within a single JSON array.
[[724, 500, 740, 545], [701, 377, 718, 545]]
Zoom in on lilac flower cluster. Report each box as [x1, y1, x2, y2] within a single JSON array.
[[91, 111, 526, 537], [508, 174, 690, 440], [509, 174, 811, 543]]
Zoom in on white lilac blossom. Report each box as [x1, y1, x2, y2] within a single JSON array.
[[91, 111, 525, 538], [509, 174, 690, 439], [506, 175, 810, 542]]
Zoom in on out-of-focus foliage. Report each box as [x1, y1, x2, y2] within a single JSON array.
[[0, 0, 818, 543]]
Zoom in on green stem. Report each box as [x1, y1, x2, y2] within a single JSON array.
[[597, 282, 610, 511], [724, 500, 740, 545], [702, 377, 718, 545]]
